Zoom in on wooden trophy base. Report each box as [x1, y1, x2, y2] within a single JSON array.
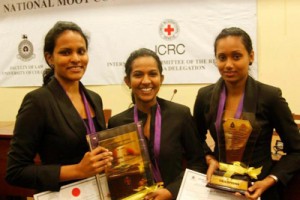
[[206, 170, 250, 195]]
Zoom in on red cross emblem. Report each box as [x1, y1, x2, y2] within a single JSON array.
[[159, 19, 179, 41], [164, 24, 175, 36]]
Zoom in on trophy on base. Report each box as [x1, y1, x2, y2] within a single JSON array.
[[207, 113, 262, 194]]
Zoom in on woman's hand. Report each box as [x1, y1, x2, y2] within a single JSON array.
[[144, 188, 173, 200], [76, 146, 113, 178], [242, 176, 276, 200], [205, 155, 219, 182], [60, 146, 113, 181]]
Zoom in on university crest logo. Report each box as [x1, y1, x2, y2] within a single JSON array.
[[17, 34, 35, 61]]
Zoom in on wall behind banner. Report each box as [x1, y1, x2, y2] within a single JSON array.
[[0, 0, 300, 121]]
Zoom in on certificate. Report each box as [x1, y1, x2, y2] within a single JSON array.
[[33, 175, 110, 200], [177, 169, 251, 200]]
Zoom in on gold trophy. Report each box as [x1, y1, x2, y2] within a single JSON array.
[[207, 112, 262, 194]]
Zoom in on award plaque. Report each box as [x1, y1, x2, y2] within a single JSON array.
[[87, 122, 161, 200], [207, 112, 262, 194]]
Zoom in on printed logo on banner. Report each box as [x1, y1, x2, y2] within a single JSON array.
[[156, 19, 185, 56], [17, 34, 35, 61], [159, 19, 180, 41]]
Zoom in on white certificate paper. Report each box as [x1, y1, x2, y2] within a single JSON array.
[[177, 169, 247, 200], [34, 175, 110, 200]]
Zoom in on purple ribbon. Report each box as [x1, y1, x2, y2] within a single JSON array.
[[81, 91, 96, 134], [134, 103, 163, 182]]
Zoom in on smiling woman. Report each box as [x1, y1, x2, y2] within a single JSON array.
[[44, 30, 89, 86], [125, 55, 163, 112], [108, 48, 207, 200], [5, 21, 113, 192]]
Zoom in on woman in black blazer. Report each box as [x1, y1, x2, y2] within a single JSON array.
[[193, 27, 300, 200], [108, 48, 206, 200], [6, 21, 113, 192]]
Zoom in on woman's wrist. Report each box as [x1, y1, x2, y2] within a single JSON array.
[[60, 164, 84, 181], [268, 174, 278, 183], [205, 154, 217, 165]]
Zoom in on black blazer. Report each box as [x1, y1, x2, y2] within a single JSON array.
[[6, 78, 106, 191], [194, 76, 300, 185], [108, 97, 206, 199]]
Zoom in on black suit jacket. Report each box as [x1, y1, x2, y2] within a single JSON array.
[[6, 78, 106, 191], [193, 76, 300, 186], [108, 97, 206, 199]]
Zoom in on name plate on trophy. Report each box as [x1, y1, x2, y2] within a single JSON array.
[[207, 118, 262, 194]]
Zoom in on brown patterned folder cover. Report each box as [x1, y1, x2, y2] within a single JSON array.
[[87, 122, 154, 200]]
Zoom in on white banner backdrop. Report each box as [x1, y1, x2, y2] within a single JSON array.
[[0, 0, 257, 87]]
